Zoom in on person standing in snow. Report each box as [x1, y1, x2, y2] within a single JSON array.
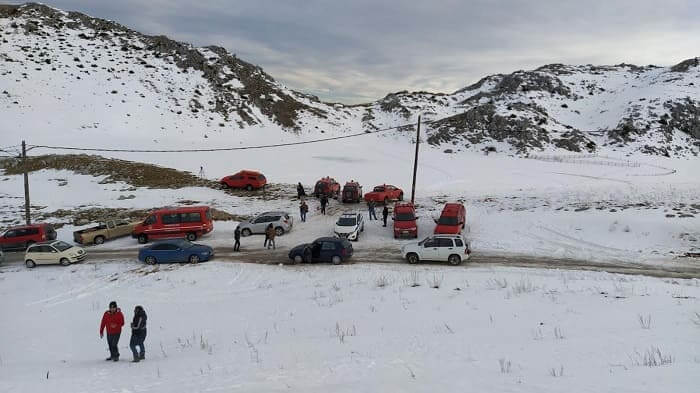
[[382, 205, 389, 227], [129, 305, 147, 362], [300, 200, 309, 222], [265, 223, 276, 250], [233, 225, 241, 252], [297, 182, 306, 199], [100, 301, 125, 361], [368, 200, 377, 221], [320, 194, 328, 215]]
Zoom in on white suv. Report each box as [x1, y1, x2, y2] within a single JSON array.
[[334, 212, 364, 241], [401, 234, 471, 265], [25, 241, 86, 268], [238, 211, 293, 237]]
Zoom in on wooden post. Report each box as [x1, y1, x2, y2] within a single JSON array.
[[22, 140, 30, 225], [410, 115, 420, 204]]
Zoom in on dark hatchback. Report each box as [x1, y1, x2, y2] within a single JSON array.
[[288, 237, 353, 265]]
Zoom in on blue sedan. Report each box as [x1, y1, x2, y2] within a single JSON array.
[[138, 239, 214, 264]]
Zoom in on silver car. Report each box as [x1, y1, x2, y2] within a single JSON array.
[[238, 211, 293, 237]]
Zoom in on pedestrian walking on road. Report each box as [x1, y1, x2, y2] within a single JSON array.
[[297, 182, 306, 198], [300, 200, 309, 222], [265, 223, 276, 250], [129, 305, 147, 362], [233, 225, 241, 252], [320, 194, 328, 215], [100, 301, 124, 361], [368, 200, 377, 220], [382, 205, 389, 227]]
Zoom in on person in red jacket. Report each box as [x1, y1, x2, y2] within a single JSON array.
[[100, 301, 125, 361]]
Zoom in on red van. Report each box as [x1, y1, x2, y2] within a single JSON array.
[[393, 202, 418, 239], [434, 203, 466, 234], [0, 223, 57, 250], [220, 170, 267, 190], [132, 206, 214, 244]]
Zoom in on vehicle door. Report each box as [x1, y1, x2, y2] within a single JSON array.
[[150, 243, 176, 263], [36, 245, 57, 265], [251, 216, 270, 233], [421, 237, 440, 261], [161, 213, 181, 236], [437, 238, 456, 260], [12, 228, 30, 248], [320, 241, 337, 262], [112, 220, 131, 237], [104, 220, 117, 238], [310, 242, 322, 262], [1, 229, 19, 249]]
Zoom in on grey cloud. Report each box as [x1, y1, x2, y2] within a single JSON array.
[[11, 0, 700, 103]]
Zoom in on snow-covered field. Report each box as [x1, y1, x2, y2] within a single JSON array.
[[0, 261, 698, 392]]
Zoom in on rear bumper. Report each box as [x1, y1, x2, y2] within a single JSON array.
[[394, 229, 417, 238]]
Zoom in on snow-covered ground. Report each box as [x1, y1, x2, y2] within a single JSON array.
[[0, 261, 698, 392]]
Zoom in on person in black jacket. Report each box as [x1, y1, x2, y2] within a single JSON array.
[[129, 305, 147, 362], [297, 182, 306, 198], [382, 205, 389, 227], [233, 225, 241, 252], [320, 194, 328, 215]]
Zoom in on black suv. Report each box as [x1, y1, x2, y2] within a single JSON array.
[[288, 237, 353, 265]]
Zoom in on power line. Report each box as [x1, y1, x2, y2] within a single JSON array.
[[27, 119, 437, 153]]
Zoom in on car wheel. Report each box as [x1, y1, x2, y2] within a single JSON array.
[[448, 254, 462, 266], [241, 228, 252, 237], [245, 184, 253, 191], [221, 182, 229, 189], [145, 256, 156, 265], [275, 227, 285, 236], [186, 232, 197, 241], [60, 258, 70, 266], [407, 253, 419, 264], [25, 259, 36, 268], [138, 234, 148, 244], [94, 236, 105, 245], [293, 255, 303, 264], [398, 193, 404, 201], [189, 254, 200, 264], [331, 255, 342, 265]]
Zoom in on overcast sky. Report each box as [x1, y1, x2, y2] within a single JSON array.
[[13, 0, 700, 103]]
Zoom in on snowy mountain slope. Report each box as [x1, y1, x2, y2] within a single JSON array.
[[0, 2, 699, 157]]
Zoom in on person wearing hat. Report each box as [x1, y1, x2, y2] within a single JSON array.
[[129, 305, 148, 362], [100, 301, 125, 361]]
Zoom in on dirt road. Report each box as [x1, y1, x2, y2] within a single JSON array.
[[2, 246, 698, 279]]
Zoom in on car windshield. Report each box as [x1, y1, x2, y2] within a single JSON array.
[[53, 241, 72, 252], [395, 212, 415, 221], [438, 216, 459, 225], [337, 217, 356, 226], [418, 237, 431, 246]]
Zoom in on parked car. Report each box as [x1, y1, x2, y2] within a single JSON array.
[[220, 170, 267, 190], [24, 241, 86, 268], [132, 206, 214, 244], [288, 237, 353, 265], [364, 184, 403, 204], [0, 224, 57, 251], [313, 177, 341, 199], [138, 239, 214, 264], [433, 203, 467, 234], [74, 219, 141, 245], [393, 202, 418, 239], [238, 211, 293, 237], [341, 181, 363, 203], [401, 234, 471, 265], [334, 212, 364, 241]]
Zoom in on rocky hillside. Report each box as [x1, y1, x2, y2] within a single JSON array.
[[1, 3, 698, 156]]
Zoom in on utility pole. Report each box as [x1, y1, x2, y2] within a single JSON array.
[[410, 115, 421, 204], [22, 140, 30, 225]]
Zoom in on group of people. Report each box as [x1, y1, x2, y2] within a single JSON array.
[[99, 301, 147, 363], [366, 200, 390, 226]]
